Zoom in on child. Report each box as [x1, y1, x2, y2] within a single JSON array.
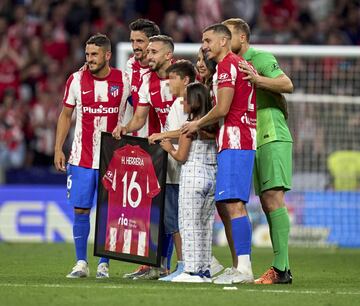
[[160, 82, 217, 283]]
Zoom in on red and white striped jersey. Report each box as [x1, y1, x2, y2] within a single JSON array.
[[123, 56, 161, 137], [138, 71, 175, 130], [213, 52, 257, 152], [62, 68, 130, 169]]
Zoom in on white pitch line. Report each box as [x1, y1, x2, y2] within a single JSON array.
[[0, 283, 359, 296]]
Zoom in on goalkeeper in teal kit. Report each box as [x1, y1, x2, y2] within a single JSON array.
[[223, 18, 294, 284]]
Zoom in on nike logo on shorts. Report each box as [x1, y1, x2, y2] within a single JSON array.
[[82, 90, 92, 94]]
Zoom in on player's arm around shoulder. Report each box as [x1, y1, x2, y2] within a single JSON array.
[[241, 51, 294, 94]]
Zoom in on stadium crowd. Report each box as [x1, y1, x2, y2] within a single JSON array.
[[0, 0, 359, 174]]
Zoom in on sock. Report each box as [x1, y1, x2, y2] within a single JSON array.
[[161, 233, 173, 270], [167, 237, 174, 270], [269, 207, 290, 271], [73, 213, 90, 262], [161, 234, 174, 270], [265, 213, 273, 246], [231, 216, 252, 273], [98, 257, 109, 265]]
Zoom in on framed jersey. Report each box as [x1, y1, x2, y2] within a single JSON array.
[[94, 132, 167, 266]]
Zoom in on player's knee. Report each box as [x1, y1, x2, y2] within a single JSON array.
[[260, 189, 285, 212]]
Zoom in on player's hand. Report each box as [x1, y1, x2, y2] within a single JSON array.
[[238, 60, 259, 84], [148, 133, 163, 144], [54, 150, 66, 172], [198, 129, 215, 140], [79, 62, 88, 71], [160, 139, 174, 153], [181, 120, 199, 136], [112, 125, 127, 139]]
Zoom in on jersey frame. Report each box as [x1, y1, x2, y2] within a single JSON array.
[[94, 132, 168, 267]]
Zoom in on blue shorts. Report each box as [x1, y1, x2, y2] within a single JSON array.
[[67, 164, 99, 209], [164, 184, 179, 234], [215, 149, 255, 203]]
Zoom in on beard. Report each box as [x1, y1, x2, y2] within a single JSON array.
[[148, 60, 162, 71], [88, 59, 107, 75], [133, 49, 145, 61]]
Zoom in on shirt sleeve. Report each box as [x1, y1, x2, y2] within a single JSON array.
[[145, 152, 161, 198], [217, 61, 237, 89], [62, 74, 78, 108], [118, 71, 132, 125], [102, 155, 117, 192], [138, 73, 151, 107], [254, 52, 284, 79]]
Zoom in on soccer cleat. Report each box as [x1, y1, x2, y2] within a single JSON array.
[[123, 265, 150, 279], [66, 260, 89, 278], [133, 267, 167, 280], [96, 263, 109, 279], [213, 267, 254, 284], [254, 267, 292, 285], [210, 256, 224, 276], [158, 262, 184, 282], [287, 269, 293, 284], [171, 270, 212, 283]]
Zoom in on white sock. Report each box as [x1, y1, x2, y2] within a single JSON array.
[[236, 254, 253, 274]]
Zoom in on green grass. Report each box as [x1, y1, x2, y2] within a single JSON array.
[[0, 244, 359, 306]]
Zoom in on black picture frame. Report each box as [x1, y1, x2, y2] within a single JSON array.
[[94, 132, 167, 267]]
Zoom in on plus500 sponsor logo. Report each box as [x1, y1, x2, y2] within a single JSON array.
[[83, 105, 119, 114]]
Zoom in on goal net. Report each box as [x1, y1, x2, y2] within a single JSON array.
[[117, 43, 360, 248]]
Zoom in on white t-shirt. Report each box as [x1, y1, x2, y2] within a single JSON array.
[[164, 97, 188, 184]]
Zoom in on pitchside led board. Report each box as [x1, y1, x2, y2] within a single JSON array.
[[94, 132, 167, 267]]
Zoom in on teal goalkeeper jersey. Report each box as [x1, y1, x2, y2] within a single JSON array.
[[243, 47, 293, 147]]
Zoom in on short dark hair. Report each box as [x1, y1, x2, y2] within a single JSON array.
[[86, 33, 111, 52], [149, 35, 174, 52], [129, 19, 160, 38], [166, 60, 196, 83], [203, 23, 232, 40], [222, 18, 251, 42]]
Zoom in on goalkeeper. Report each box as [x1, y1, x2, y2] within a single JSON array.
[[223, 18, 294, 284]]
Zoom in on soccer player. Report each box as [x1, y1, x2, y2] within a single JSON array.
[[181, 23, 257, 284], [223, 18, 294, 284], [113, 35, 177, 280], [123, 18, 161, 137], [54, 34, 130, 278], [121, 18, 167, 280]]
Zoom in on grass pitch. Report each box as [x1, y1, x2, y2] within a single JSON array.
[[0, 244, 359, 306]]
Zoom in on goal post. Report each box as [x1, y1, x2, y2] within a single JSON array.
[[117, 42, 360, 248]]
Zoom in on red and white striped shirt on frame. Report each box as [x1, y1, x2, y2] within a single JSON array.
[[62, 68, 130, 169]]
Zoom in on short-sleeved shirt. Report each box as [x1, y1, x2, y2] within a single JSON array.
[[62, 68, 130, 169], [213, 52, 257, 152], [243, 47, 293, 147], [164, 97, 188, 184], [123, 56, 161, 137], [102, 144, 160, 256]]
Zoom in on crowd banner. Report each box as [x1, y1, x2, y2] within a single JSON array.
[[94, 132, 167, 266]]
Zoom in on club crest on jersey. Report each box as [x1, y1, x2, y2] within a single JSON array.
[[110, 85, 119, 97]]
